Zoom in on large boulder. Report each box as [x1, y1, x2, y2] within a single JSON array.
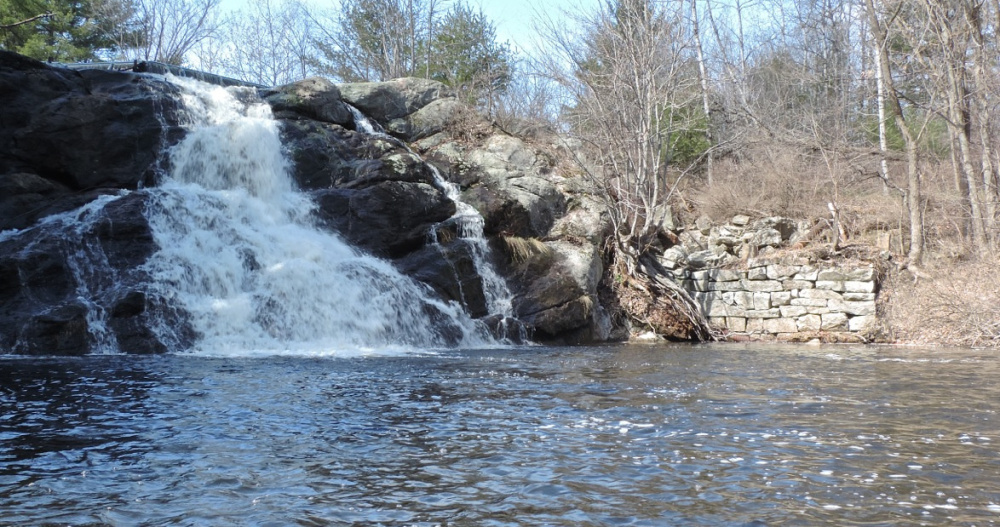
[[273, 107, 456, 261], [394, 238, 490, 318], [313, 181, 456, 259], [407, 98, 465, 141], [338, 78, 456, 140], [278, 119, 437, 190], [499, 238, 611, 343], [260, 77, 352, 126]]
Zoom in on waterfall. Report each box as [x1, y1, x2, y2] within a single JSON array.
[[347, 106, 516, 321], [142, 77, 494, 356]]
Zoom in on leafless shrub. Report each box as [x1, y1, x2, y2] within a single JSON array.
[[445, 105, 495, 145], [691, 148, 833, 222]]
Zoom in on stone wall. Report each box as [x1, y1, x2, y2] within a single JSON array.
[[677, 259, 880, 340]]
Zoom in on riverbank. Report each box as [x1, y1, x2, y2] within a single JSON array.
[[634, 211, 997, 348]]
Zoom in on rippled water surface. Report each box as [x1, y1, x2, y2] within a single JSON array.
[[2, 344, 1000, 526]]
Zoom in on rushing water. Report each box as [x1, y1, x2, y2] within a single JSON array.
[[139, 77, 494, 354], [2, 343, 1000, 526]]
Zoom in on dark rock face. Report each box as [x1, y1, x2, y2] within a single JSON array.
[[0, 51, 183, 231], [0, 192, 195, 355], [0, 52, 191, 355], [314, 182, 456, 259], [394, 239, 490, 319], [274, 95, 458, 262], [270, 79, 485, 316]]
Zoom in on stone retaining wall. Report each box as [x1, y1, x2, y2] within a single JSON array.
[[675, 260, 880, 339]]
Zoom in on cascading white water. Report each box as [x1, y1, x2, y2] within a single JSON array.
[[347, 105, 515, 319], [429, 165, 514, 318], [142, 77, 493, 356]]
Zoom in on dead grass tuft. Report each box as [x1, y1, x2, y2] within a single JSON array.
[[500, 235, 553, 263], [885, 257, 1000, 348]]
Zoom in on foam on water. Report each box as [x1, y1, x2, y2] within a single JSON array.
[[142, 77, 493, 356]]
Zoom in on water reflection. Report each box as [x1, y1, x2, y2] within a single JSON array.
[[1, 344, 999, 525]]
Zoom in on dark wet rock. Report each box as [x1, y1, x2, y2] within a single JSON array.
[[18, 302, 92, 356], [479, 314, 532, 344], [0, 53, 182, 193], [394, 239, 489, 318], [0, 51, 184, 234], [0, 192, 194, 355], [493, 235, 611, 343], [0, 173, 113, 232], [313, 181, 455, 259], [108, 290, 196, 354]]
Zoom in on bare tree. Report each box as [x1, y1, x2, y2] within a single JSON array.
[[220, 0, 314, 86], [691, 0, 714, 185], [492, 61, 559, 135], [962, 0, 1000, 250], [122, 0, 222, 64], [538, 0, 712, 339], [865, 0, 924, 265]]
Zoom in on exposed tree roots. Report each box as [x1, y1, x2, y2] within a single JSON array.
[[604, 249, 715, 341]]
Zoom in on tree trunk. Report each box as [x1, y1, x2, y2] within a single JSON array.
[[872, 33, 891, 193], [967, 0, 999, 247], [691, 0, 714, 186], [865, 0, 923, 265], [946, 65, 988, 250]]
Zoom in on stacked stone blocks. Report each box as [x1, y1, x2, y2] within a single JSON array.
[[680, 261, 878, 337]]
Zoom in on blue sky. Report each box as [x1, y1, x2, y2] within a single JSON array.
[[218, 0, 598, 56], [471, 0, 596, 54]]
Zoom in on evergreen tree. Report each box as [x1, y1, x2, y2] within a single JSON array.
[[0, 0, 115, 61], [427, 1, 511, 109], [312, 0, 513, 113]]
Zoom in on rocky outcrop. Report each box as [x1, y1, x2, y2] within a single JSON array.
[[338, 77, 456, 140], [0, 52, 193, 355], [261, 77, 352, 126], [0, 192, 195, 355], [411, 114, 612, 343], [0, 55, 616, 354], [0, 52, 184, 231], [269, 76, 616, 344]]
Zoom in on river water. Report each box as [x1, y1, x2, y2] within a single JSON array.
[[2, 343, 999, 526]]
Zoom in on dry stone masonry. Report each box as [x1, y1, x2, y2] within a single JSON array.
[[660, 214, 883, 341], [682, 261, 878, 339]]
